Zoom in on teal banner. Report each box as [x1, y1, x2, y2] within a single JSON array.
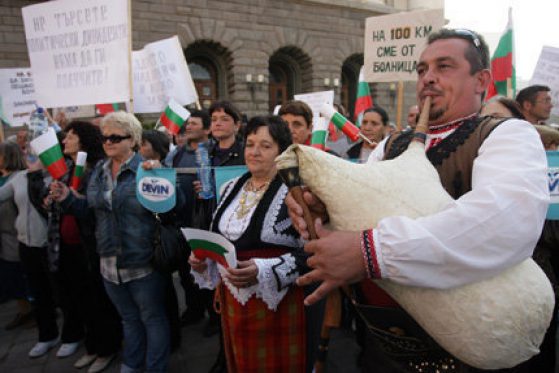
[[547, 151, 559, 220], [214, 165, 248, 201], [136, 166, 176, 213]]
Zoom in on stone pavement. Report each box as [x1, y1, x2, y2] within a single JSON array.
[[0, 276, 362, 373]]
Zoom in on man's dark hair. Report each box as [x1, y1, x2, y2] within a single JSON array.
[[493, 97, 525, 119], [65, 120, 105, 166], [363, 106, 390, 126], [188, 109, 211, 130], [427, 29, 490, 74], [516, 85, 551, 106], [208, 101, 242, 123], [142, 130, 170, 161], [244, 115, 292, 153], [278, 100, 313, 128]]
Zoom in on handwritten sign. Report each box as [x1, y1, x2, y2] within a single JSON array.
[[133, 36, 198, 113], [364, 9, 444, 82], [530, 46, 559, 117], [0, 68, 37, 126], [294, 90, 334, 117], [22, 0, 131, 108]]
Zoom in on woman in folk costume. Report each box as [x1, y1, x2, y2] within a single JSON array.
[[189, 115, 312, 372]]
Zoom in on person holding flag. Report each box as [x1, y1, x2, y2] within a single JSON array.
[[346, 106, 389, 162]]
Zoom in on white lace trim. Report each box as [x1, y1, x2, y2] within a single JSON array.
[[210, 254, 298, 311], [261, 185, 303, 248]]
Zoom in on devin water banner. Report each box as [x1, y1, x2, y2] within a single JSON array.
[[136, 166, 176, 213]]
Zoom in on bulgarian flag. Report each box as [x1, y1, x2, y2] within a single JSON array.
[[320, 104, 360, 142], [354, 67, 373, 127], [159, 99, 190, 135], [70, 151, 87, 190], [95, 103, 120, 115], [30, 128, 67, 179], [311, 117, 328, 151], [486, 8, 515, 100], [181, 228, 236, 268]]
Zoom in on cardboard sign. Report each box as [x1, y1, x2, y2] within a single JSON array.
[[133, 36, 198, 113], [294, 90, 334, 117], [0, 68, 37, 126], [530, 46, 559, 117], [136, 166, 177, 213], [364, 9, 445, 82], [547, 151, 559, 220], [22, 0, 131, 108]]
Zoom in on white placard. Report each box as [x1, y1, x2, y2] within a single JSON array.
[[364, 9, 444, 82], [22, 0, 131, 108], [0, 68, 37, 126], [52, 105, 96, 120], [294, 90, 334, 117], [133, 36, 198, 113], [530, 46, 559, 117]]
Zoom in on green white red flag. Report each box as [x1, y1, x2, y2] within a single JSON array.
[[354, 67, 373, 127], [70, 151, 87, 190], [181, 228, 237, 268], [29, 128, 67, 179], [321, 104, 360, 142], [159, 99, 190, 135], [486, 8, 515, 100], [311, 117, 328, 151], [95, 103, 120, 115]]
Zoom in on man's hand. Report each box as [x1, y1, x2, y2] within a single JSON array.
[[285, 187, 328, 240], [188, 253, 208, 273], [297, 220, 366, 305]]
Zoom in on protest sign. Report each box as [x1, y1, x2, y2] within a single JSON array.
[[0, 68, 37, 126], [547, 151, 559, 220], [530, 46, 559, 117], [364, 9, 444, 82], [52, 105, 96, 120], [22, 0, 131, 108], [133, 36, 198, 113], [136, 166, 177, 213], [294, 90, 334, 117]]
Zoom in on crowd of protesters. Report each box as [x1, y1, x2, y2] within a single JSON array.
[[1, 69, 559, 373]]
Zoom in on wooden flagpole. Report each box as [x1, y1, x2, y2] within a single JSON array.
[[396, 80, 404, 131], [127, 0, 134, 113]]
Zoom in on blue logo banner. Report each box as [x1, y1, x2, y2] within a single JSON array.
[[136, 166, 176, 213], [547, 151, 559, 220], [214, 165, 248, 201]]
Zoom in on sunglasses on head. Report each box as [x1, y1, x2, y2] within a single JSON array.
[[102, 134, 131, 143]]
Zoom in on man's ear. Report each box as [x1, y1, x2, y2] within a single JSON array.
[[476, 69, 492, 95]]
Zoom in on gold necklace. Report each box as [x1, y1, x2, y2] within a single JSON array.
[[235, 179, 270, 219]]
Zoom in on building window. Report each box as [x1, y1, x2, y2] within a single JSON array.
[[268, 64, 289, 112], [188, 59, 217, 109]]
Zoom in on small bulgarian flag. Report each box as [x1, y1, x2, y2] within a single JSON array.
[[159, 99, 190, 135], [95, 103, 120, 115], [70, 151, 87, 190], [311, 116, 328, 151], [30, 127, 67, 179], [181, 228, 237, 268], [486, 8, 515, 100], [354, 67, 373, 127], [320, 104, 360, 142]]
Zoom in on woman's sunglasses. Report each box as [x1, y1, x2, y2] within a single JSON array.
[[102, 134, 131, 144]]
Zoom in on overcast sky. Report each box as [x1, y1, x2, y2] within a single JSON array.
[[444, 0, 558, 82]]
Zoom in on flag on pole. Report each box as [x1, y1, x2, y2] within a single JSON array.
[[159, 99, 190, 135], [95, 103, 120, 115], [70, 151, 87, 190], [486, 8, 515, 100], [30, 127, 67, 179], [311, 117, 328, 151], [321, 104, 360, 142], [354, 67, 373, 127]]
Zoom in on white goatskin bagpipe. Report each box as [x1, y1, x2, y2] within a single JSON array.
[[275, 98, 554, 369]]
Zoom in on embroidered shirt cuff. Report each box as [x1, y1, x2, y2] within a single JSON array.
[[253, 254, 299, 311], [361, 229, 382, 279], [191, 258, 220, 290]]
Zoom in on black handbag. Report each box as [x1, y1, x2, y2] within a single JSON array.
[[152, 212, 189, 273]]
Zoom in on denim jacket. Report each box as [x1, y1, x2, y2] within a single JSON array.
[[62, 153, 156, 268]]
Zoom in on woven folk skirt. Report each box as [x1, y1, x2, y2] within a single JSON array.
[[220, 284, 307, 373]]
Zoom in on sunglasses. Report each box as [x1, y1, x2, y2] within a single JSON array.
[[454, 28, 487, 66], [102, 134, 131, 143]]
